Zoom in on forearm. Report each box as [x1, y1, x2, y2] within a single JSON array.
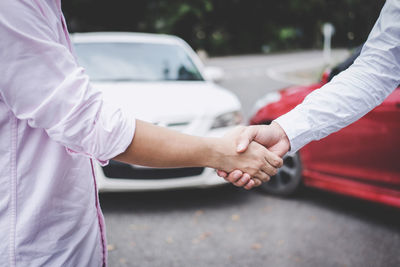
[[114, 119, 220, 169], [275, 0, 400, 152], [275, 57, 399, 152]]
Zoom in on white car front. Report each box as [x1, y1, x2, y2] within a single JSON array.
[[72, 32, 243, 192]]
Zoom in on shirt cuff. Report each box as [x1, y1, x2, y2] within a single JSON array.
[[65, 116, 136, 166], [274, 108, 314, 153]]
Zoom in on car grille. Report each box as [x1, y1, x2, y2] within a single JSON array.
[[102, 160, 205, 180]]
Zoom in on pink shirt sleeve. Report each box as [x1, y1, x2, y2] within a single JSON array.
[[0, 1, 135, 164]]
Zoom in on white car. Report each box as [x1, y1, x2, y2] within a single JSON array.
[[72, 32, 243, 192]]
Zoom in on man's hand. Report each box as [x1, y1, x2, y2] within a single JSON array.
[[217, 122, 290, 189], [237, 121, 290, 157], [211, 126, 283, 189]]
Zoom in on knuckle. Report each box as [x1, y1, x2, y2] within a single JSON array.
[[278, 159, 284, 167], [269, 158, 280, 168], [257, 160, 264, 169], [272, 159, 279, 167], [263, 173, 270, 181], [257, 172, 266, 181], [276, 159, 284, 168]]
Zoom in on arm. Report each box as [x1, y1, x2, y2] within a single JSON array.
[[275, 0, 400, 152], [0, 2, 281, 189], [0, 1, 134, 164], [115, 121, 283, 189], [219, 0, 400, 184]]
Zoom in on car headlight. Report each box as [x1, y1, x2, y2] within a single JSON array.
[[211, 111, 243, 129], [251, 91, 281, 116]]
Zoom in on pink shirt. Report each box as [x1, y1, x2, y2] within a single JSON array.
[[0, 1, 135, 266]]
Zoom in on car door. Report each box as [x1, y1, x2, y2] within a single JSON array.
[[302, 87, 400, 187]]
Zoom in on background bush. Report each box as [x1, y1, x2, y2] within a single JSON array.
[[63, 0, 384, 56]]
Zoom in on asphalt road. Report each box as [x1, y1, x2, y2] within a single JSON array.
[[101, 51, 400, 267]]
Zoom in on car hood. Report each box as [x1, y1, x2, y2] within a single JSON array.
[[92, 81, 241, 122], [250, 82, 324, 125]]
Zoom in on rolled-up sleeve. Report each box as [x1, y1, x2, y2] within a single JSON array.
[[0, 1, 135, 164], [275, 0, 400, 153]]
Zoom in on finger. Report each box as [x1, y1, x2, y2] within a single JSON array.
[[244, 179, 255, 190], [225, 170, 243, 184], [252, 178, 263, 187], [236, 126, 258, 153], [265, 149, 283, 168], [239, 173, 253, 188], [216, 170, 228, 178], [261, 163, 278, 178], [243, 176, 262, 190], [255, 170, 271, 183], [233, 173, 251, 187]]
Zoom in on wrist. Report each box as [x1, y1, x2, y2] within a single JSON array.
[[201, 137, 223, 169], [271, 121, 291, 151]]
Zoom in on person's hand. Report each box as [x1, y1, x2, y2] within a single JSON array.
[[212, 126, 283, 190], [217, 122, 290, 189], [236, 121, 290, 157]]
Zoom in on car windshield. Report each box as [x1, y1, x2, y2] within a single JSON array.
[[74, 42, 204, 82]]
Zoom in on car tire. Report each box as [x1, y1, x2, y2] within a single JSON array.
[[259, 152, 302, 196]]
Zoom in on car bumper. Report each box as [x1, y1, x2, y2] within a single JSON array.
[[96, 165, 227, 192]]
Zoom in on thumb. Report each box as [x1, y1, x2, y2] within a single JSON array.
[[236, 139, 249, 153], [236, 126, 257, 153]]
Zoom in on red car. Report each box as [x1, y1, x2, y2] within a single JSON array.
[[250, 48, 400, 208]]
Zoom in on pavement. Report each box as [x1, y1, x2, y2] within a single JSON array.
[[102, 187, 400, 267], [101, 50, 400, 267]]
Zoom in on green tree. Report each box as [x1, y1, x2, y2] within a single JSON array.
[[62, 0, 384, 55]]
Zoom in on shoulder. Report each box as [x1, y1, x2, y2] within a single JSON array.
[[0, 0, 57, 43]]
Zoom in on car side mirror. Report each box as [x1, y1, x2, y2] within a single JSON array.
[[203, 66, 224, 83]]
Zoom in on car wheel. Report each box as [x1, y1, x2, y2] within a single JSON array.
[[259, 152, 302, 196]]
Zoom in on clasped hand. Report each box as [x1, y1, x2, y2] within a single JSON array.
[[215, 122, 290, 190]]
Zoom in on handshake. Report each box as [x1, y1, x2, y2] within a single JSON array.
[[115, 119, 290, 190], [212, 121, 290, 190]]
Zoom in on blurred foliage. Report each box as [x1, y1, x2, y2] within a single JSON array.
[[62, 0, 384, 56]]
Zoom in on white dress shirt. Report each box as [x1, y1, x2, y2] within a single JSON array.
[[275, 0, 400, 153]]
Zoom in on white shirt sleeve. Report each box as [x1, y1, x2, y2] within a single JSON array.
[[274, 0, 400, 153]]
